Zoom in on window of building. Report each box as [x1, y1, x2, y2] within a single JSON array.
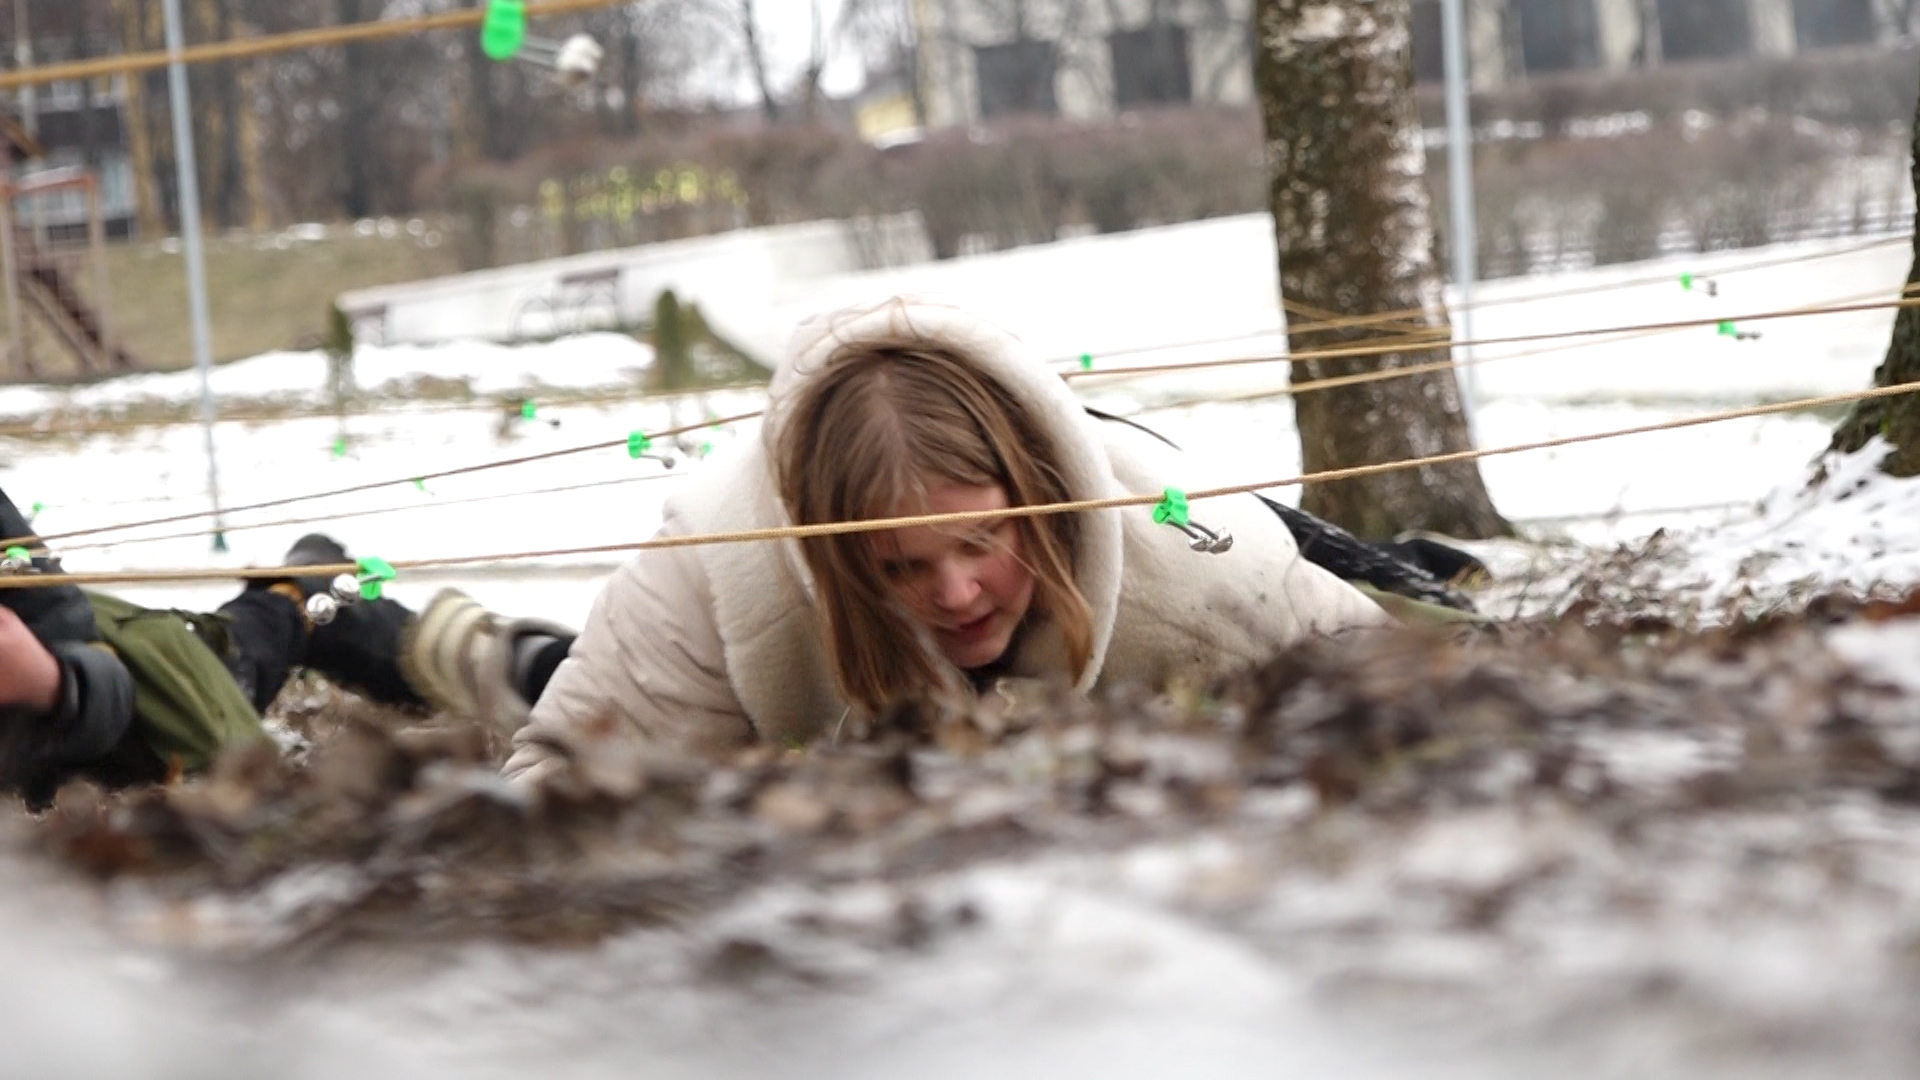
[[94, 76, 128, 109], [44, 80, 86, 113], [1109, 23, 1192, 108], [1656, 0, 1751, 61], [1516, 0, 1600, 73], [98, 153, 135, 219], [1411, 0, 1446, 83], [974, 39, 1058, 120], [1792, 0, 1877, 48]]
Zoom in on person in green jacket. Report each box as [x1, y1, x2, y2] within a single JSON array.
[[0, 486, 421, 805]]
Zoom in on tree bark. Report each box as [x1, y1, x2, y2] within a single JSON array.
[[617, 19, 642, 137], [336, 0, 375, 219], [213, 0, 247, 228], [465, 0, 511, 161], [1253, 0, 1511, 540], [1829, 85, 1920, 476], [738, 0, 782, 123]]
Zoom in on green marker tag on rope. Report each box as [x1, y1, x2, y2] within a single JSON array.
[[29, 502, 43, 515], [1079, 352, 1094, 371], [627, 431, 652, 458], [480, 0, 528, 60], [1717, 320, 1739, 337], [1152, 487, 1191, 528], [332, 435, 348, 458], [521, 399, 538, 421], [698, 440, 714, 457], [1680, 272, 1694, 291], [413, 478, 429, 493], [4, 546, 28, 562], [355, 556, 397, 601]]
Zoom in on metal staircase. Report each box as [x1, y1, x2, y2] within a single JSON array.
[[6, 225, 137, 377]]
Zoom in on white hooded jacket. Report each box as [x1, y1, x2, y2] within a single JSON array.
[[502, 298, 1388, 784]]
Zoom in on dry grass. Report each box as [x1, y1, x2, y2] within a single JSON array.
[[0, 223, 462, 381]]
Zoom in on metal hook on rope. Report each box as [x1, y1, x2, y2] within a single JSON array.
[[1168, 519, 1235, 555], [304, 558, 399, 627], [518, 32, 604, 86], [1152, 488, 1234, 555], [481, 1, 603, 86]]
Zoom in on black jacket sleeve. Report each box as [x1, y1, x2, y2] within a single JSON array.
[[0, 487, 98, 642], [0, 487, 139, 769], [42, 641, 136, 765]]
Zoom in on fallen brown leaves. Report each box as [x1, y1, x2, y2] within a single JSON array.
[[22, 608, 1920, 953]]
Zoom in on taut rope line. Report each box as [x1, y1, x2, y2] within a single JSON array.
[[3, 379, 1913, 591], [0, 0, 628, 90], [17, 290, 1920, 550], [1061, 294, 1920, 382], [1042, 232, 1913, 366], [53, 472, 684, 555], [1131, 280, 1920, 416], [0, 412, 760, 551]]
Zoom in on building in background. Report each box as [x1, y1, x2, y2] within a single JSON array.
[[914, 0, 1918, 128], [0, 0, 135, 238]]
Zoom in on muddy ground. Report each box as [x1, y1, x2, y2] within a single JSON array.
[[7, 585, 1920, 1076]]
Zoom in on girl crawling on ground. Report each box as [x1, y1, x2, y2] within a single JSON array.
[[402, 296, 1397, 784]]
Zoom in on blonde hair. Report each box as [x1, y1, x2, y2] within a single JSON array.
[[775, 337, 1093, 714]]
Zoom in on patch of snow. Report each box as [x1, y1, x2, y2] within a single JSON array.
[[1647, 441, 1920, 610]]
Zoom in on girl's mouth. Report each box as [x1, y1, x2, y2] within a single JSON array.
[[949, 612, 996, 640]]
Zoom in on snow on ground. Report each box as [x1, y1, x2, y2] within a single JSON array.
[[3, 229, 1920, 1078], [0, 332, 655, 418]]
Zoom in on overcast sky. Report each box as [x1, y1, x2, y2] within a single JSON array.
[[736, 0, 871, 100]]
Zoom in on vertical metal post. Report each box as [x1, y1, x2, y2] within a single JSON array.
[[0, 194, 21, 378], [86, 177, 113, 368], [162, 0, 226, 550], [1440, 0, 1480, 442]]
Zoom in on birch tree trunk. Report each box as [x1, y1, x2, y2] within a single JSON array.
[[1253, 0, 1510, 540], [1829, 85, 1920, 476]]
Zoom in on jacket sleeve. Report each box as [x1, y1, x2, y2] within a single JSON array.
[[0, 487, 139, 771], [502, 521, 754, 788], [41, 640, 137, 767], [0, 488, 100, 645]]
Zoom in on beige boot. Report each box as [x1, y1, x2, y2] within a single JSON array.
[[401, 589, 570, 737]]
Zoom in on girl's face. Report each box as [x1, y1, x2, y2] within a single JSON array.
[[872, 481, 1036, 671]]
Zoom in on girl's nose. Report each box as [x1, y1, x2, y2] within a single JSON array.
[[931, 560, 982, 612]]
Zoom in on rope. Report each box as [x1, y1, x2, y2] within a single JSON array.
[[1043, 232, 1913, 367], [1280, 295, 1444, 341], [17, 287, 1917, 550], [0, 412, 759, 551], [0, 380, 768, 440], [1269, 232, 1916, 340], [1130, 280, 1920, 416], [1061, 293, 1920, 383], [4, 379, 1914, 591], [53, 471, 683, 555], [0, 0, 627, 90]]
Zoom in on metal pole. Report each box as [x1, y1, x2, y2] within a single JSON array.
[[1439, 0, 1479, 443], [162, 0, 226, 550]]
